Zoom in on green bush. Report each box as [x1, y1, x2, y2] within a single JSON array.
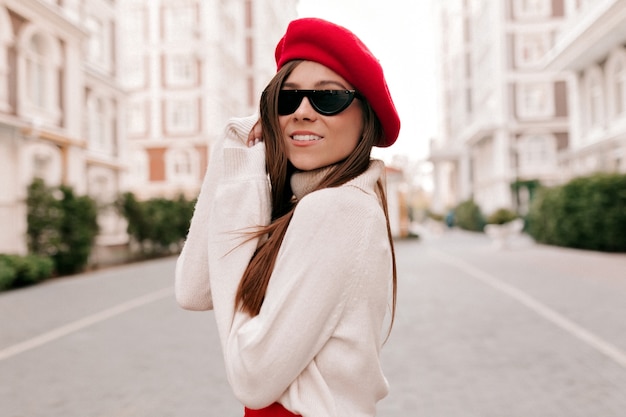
[[454, 199, 485, 232], [526, 186, 560, 244], [526, 173, 626, 252], [27, 179, 99, 275], [27, 178, 61, 256], [116, 192, 195, 257], [426, 211, 445, 222], [486, 208, 519, 225], [0, 254, 54, 291], [53, 186, 99, 275], [0, 260, 16, 291]]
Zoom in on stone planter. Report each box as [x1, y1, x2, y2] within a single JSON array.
[[484, 218, 524, 249]]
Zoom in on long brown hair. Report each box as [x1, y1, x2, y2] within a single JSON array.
[[235, 61, 397, 332]]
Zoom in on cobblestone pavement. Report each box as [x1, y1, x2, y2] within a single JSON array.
[[0, 229, 625, 417]]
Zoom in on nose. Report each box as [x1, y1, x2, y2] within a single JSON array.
[[293, 96, 317, 120]]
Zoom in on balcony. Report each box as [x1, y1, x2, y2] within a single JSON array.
[[544, 0, 626, 71]]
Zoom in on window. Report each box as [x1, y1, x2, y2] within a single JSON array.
[[173, 151, 191, 176], [62, 0, 81, 22], [88, 95, 114, 154], [22, 143, 63, 186], [85, 16, 106, 66], [121, 51, 147, 89], [616, 60, 626, 116], [18, 27, 61, 123], [247, 76, 255, 108], [516, 83, 554, 119], [518, 134, 557, 171], [165, 54, 197, 86], [515, 32, 550, 68], [26, 34, 47, 109], [93, 98, 106, 149], [119, 7, 147, 89], [564, 0, 596, 17], [165, 148, 198, 183], [129, 150, 149, 186], [128, 100, 148, 136], [245, 0, 253, 29], [584, 68, 605, 129], [513, 0, 551, 19], [606, 49, 626, 121], [0, 6, 11, 111], [163, 3, 196, 41], [165, 98, 198, 134], [88, 14, 112, 72], [246, 37, 254, 66], [124, 7, 146, 43], [465, 87, 473, 113]]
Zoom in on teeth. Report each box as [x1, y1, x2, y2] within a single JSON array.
[[292, 134, 322, 141]]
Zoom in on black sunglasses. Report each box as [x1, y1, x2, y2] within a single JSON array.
[[277, 89, 363, 116]]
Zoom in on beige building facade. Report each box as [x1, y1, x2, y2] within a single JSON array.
[[430, 0, 572, 216], [544, 0, 626, 177], [118, 0, 297, 200], [0, 0, 126, 258], [0, 0, 297, 261]]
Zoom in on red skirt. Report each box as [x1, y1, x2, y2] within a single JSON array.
[[244, 402, 301, 417]]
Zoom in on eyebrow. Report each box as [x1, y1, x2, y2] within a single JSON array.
[[282, 80, 350, 90]]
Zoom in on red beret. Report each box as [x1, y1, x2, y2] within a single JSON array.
[[275, 18, 401, 147]]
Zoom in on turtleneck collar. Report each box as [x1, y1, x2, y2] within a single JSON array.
[[290, 160, 385, 201]]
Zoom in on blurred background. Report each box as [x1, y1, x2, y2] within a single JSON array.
[[1, 2, 626, 417], [1, 0, 625, 271]]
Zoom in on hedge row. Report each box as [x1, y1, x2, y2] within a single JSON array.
[[453, 199, 485, 231], [27, 179, 99, 276], [0, 254, 54, 291], [116, 192, 195, 257], [448, 172, 625, 252], [526, 173, 626, 252], [1, 181, 197, 292]]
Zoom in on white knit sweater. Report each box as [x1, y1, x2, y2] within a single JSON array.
[[175, 116, 393, 417]]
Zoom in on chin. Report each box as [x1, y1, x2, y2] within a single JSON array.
[[291, 161, 324, 171]]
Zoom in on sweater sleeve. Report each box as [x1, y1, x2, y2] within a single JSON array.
[[222, 187, 390, 408], [175, 115, 262, 311]]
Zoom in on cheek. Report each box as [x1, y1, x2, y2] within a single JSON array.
[[343, 117, 364, 150], [278, 116, 289, 134], [335, 125, 362, 158], [344, 105, 365, 141], [278, 116, 290, 145], [345, 132, 361, 154]]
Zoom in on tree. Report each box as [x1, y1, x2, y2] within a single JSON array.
[[53, 186, 99, 275], [26, 179, 99, 275], [26, 178, 61, 256]]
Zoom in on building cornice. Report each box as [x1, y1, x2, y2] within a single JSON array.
[[4, 0, 88, 40], [84, 68, 127, 97], [462, 122, 503, 146], [543, 0, 626, 71], [20, 126, 86, 148], [0, 113, 25, 130], [561, 134, 625, 159], [85, 155, 127, 171]]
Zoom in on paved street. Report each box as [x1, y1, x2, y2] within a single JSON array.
[[1, 229, 625, 417]]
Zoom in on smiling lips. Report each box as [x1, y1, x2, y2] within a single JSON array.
[[292, 134, 323, 142]]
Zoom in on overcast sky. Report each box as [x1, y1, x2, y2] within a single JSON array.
[[296, 0, 438, 162]]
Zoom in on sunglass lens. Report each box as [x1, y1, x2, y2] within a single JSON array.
[[311, 91, 353, 115], [276, 90, 357, 116], [277, 91, 303, 115]]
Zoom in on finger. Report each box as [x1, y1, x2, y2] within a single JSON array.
[[247, 119, 261, 146], [252, 122, 262, 140]]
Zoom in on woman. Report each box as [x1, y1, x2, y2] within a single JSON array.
[[175, 17, 401, 417]]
